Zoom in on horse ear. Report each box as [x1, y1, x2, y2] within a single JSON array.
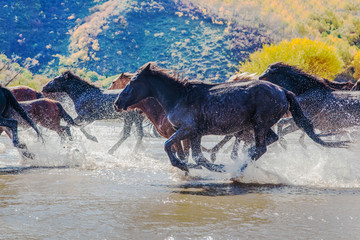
[[144, 63, 151, 72], [120, 72, 124, 77], [64, 71, 70, 79]]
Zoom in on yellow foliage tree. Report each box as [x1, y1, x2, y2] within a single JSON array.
[[353, 50, 360, 80], [240, 38, 343, 79]]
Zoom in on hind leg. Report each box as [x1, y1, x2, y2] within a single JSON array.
[[108, 115, 133, 154], [190, 135, 225, 173], [242, 126, 268, 172], [210, 135, 233, 162], [57, 126, 73, 142]]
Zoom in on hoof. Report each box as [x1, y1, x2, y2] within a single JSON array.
[[210, 153, 216, 163], [15, 143, 27, 150], [108, 149, 114, 155], [90, 137, 98, 142], [175, 162, 189, 172], [279, 138, 287, 150], [22, 151, 35, 159]]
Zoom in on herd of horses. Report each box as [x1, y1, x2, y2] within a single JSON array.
[[1, 62, 359, 173]]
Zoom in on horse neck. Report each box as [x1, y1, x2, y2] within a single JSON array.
[[63, 79, 101, 102], [147, 74, 186, 112], [133, 98, 166, 127]]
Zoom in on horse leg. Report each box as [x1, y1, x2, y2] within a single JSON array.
[[243, 126, 268, 172], [190, 135, 225, 173], [277, 118, 299, 149], [57, 126, 73, 142], [164, 127, 195, 172], [182, 139, 191, 160], [172, 141, 186, 161], [79, 125, 98, 142], [210, 135, 233, 162], [133, 112, 144, 151], [0, 117, 34, 159], [230, 133, 243, 161], [299, 132, 307, 149], [108, 115, 132, 154], [265, 129, 279, 146]]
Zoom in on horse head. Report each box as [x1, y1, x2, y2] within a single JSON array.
[[114, 63, 153, 111], [108, 72, 134, 90], [42, 71, 72, 93]]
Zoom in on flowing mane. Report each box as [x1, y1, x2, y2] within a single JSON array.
[[140, 63, 201, 91], [226, 73, 258, 82], [269, 62, 335, 91], [63, 70, 101, 92]]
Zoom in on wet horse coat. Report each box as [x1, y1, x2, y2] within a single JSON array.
[[42, 71, 144, 152], [0, 85, 43, 158], [114, 63, 346, 172], [259, 62, 360, 145]]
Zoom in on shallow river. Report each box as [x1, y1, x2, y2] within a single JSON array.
[[0, 122, 360, 239]]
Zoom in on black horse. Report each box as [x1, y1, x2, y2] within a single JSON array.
[[0, 85, 43, 158], [114, 62, 346, 173], [42, 71, 144, 153], [259, 62, 360, 146]]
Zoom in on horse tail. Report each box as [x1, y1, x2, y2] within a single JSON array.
[[285, 90, 348, 148], [55, 102, 79, 126], [4, 88, 44, 141], [36, 91, 44, 99]]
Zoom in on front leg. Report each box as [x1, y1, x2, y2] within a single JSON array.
[[164, 127, 194, 172], [75, 117, 98, 142]]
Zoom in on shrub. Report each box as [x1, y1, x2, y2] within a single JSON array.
[[352, 50, 360, 80], [240, 38, 343, 79]]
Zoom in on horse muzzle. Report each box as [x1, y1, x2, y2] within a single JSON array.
[[113, 102, 127, 112]]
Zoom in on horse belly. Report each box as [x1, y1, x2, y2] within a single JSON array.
[[200, 107, 251, 135]]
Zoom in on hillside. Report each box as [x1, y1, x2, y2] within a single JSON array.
[[0, 0, 359, 85]]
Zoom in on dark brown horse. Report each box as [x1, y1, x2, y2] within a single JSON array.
[[259, 62, 360, 146], [0, 85, 43, 158], [114, 62, 346, 173], [9, 85, 44, 101], [2, 98, 78, 141]]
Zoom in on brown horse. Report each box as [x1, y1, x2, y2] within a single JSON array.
[[114, 62, 346, 173], [2, 98, 78, 141], [108, 73, 133, 90], [9, 85, 44, 101]]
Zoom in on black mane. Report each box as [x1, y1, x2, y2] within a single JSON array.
[[63, 70, 101, 92], [269, 62, 335, 91]]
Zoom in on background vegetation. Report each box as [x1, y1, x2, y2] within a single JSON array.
[[1, 0, 359, 89]]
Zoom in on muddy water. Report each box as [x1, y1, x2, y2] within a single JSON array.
[[0, 122, 360, 239]]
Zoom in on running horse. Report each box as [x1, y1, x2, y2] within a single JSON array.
[[0, 85, 43, 158], [114, 62, 347, 173], [2, 98, 78, 142], [259, 62, 360, 146], [42, 71, 145, 152]]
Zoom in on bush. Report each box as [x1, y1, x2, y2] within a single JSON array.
[[240, 38, 344, 79], [352, 50, 360, 80]]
